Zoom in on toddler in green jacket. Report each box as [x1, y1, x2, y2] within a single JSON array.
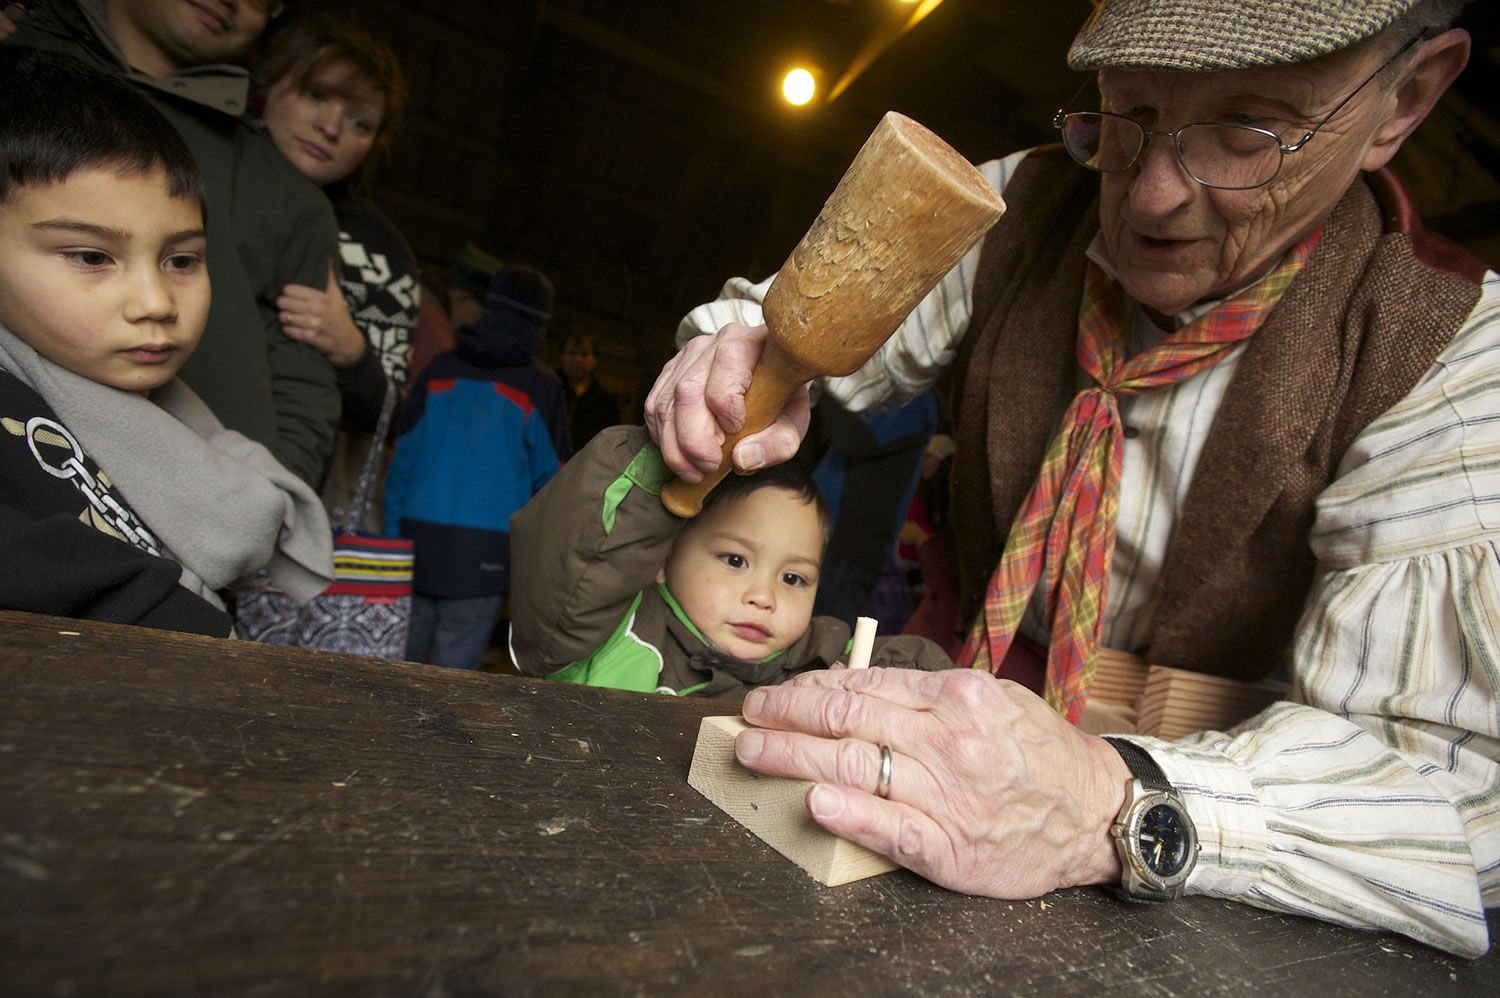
[[509, 425, 952, 700]]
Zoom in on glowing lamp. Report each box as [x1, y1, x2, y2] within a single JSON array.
[[782, 68, 815, 105]]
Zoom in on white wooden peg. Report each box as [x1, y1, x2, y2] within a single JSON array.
[[847, 616, 877, 669]]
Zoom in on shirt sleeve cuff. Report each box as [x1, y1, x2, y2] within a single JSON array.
[[1119, 733, 1268, 899]]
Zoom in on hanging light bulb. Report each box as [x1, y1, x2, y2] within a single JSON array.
[[782, 67, 816, 105]]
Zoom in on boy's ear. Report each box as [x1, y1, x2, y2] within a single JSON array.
[[655, 565, 667, 585]]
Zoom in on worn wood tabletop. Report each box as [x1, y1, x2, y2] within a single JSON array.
[[1, 610, 1494, 996]]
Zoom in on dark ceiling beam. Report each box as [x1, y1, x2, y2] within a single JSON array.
[[539, 6, 749, 118], [535, 4, 877, 155]]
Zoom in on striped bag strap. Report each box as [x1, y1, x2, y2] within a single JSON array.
[[344, 375, 399, 535]]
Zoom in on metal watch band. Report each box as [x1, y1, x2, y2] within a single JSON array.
[[1104, 737, 1171, 791]]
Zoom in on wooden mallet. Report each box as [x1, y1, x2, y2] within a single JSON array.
[[660, 111, 1007, 517]]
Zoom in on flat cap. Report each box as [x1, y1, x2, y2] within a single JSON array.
[[1067, 0, 1424, 72]]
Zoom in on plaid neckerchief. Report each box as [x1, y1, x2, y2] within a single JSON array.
[[956, 227, 1322, 723]]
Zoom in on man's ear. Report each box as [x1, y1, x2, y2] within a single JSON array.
[[1362, 28, 1471, 172]]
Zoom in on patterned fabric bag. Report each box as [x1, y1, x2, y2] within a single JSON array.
[[235, 380, 413, 658]]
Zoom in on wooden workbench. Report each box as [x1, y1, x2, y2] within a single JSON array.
[[1, 610, 1494, 996]]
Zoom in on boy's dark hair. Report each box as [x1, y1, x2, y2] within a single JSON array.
[[257, 14, 408, 185], [695, 461, 833, 552], [0, 48, 206, 212]]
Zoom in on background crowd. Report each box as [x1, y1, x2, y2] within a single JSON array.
[[0, 0, 955, 669]]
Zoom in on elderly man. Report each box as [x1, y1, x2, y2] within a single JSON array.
[[648, 0, 1498, 957], [8, 0, 341, 488]]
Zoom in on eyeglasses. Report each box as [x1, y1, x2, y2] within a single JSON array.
[[1053, 33, 1424, 191]]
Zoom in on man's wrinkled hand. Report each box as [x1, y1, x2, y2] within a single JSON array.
[[644, 321, 809, 481], [735, 666, 1131, 899]]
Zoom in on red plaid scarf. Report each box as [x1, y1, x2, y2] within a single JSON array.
[[956, 228, 1322, 723]]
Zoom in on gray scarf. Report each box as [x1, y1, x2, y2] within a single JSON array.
[[0, 322, 333, 608]]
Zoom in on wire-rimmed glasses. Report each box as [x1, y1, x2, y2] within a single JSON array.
[[1052, 33, 1424, 191]]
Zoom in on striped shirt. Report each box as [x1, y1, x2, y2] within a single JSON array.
[[677, 149, 1500, 956]]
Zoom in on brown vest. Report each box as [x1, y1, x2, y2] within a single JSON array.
[[952, 146, 1485, 680]]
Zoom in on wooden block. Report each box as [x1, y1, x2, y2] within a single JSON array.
[[1077, 698, 1138, 736], [1089, 648, 1150, 708], [687, 715, 898, 886], [1079, 648, 1147, 734]]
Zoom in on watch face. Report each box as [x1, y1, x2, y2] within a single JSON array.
[[1137, 802, 1192, 877]]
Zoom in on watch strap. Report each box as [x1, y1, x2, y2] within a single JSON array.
[[1104, 737, 1171, 791]]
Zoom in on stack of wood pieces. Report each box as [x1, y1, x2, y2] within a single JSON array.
[[1080, 648, 1289, 740]]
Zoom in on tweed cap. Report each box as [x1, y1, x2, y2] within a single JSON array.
[[1068, 0, 1422, 72]]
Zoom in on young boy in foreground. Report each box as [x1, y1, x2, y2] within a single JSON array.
[[0, 48, 332, 635], [509, 425, 952, 699]]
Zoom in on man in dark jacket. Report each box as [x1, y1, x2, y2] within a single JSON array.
[[11, 0, 341, 487]]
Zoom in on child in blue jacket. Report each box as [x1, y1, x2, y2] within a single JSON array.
[[384, 264, 567, 668]]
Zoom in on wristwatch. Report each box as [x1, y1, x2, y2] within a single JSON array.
[[1104, 737, 1199, 901]]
